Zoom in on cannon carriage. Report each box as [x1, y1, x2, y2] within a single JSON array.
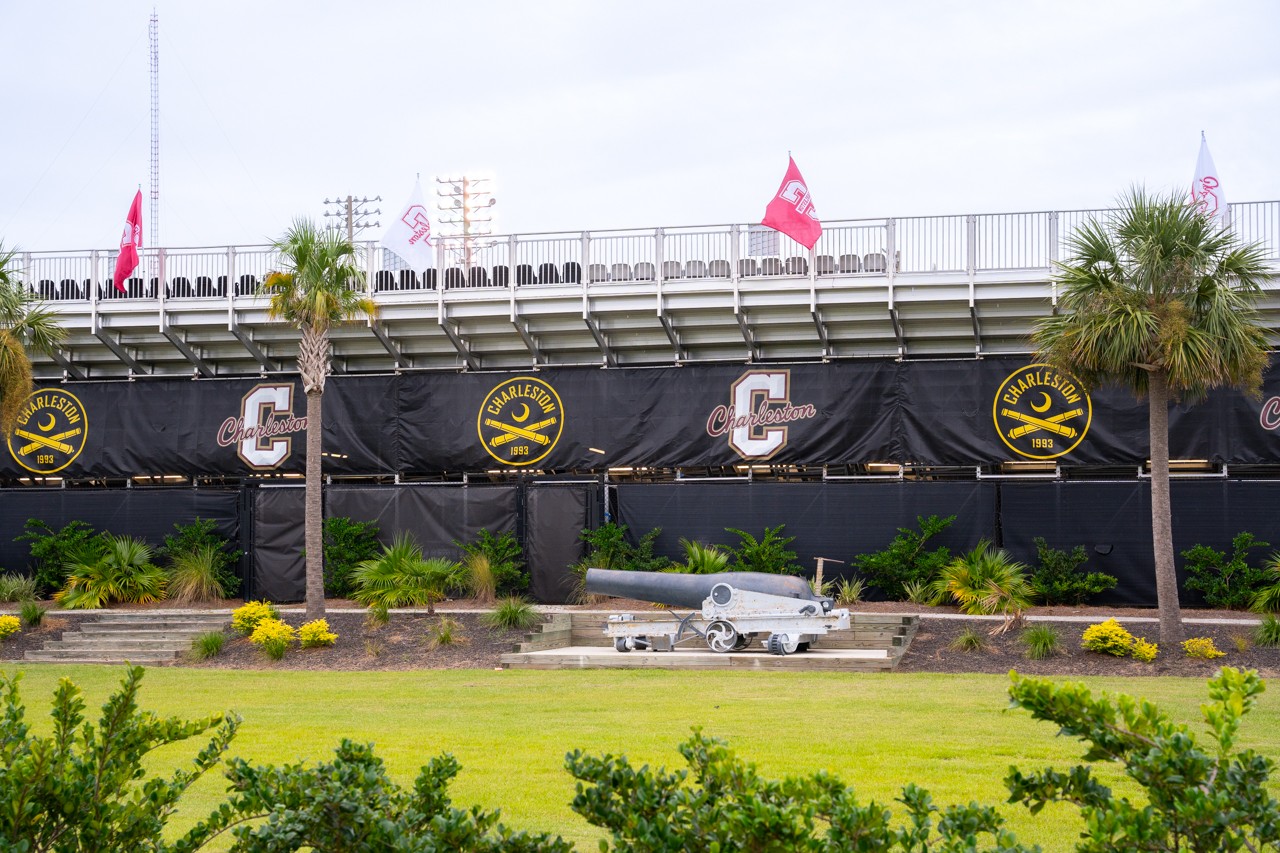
[[584, 568, 852, 656]]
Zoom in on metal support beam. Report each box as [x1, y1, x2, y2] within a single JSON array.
[[47, 349, 86, 381], [368, 320, 410, 368], [583, 312, 616, 368], [656, 292, 682, 361], [513, 319, 542, 364], [970, 305, 982, 354], [160, 313, 214, 377], [437, 301, 478, 370], [888, 306, 905, 356], [810, 284, 829, 357], [228, 315, 277, 371], [91, 318, 149, 375]]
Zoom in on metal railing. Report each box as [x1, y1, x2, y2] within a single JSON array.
[[16, 201, 1279, 302]]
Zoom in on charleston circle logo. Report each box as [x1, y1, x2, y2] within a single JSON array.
[[7, 388, 88, 474], [477, 377, 564, 466], [992, 364, 1093, 460]]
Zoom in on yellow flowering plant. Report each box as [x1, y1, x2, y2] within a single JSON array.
[[249, 618, 295, 660], [298, 619, 337, 648], [0, 615, 20, 640], [1081, 618, 1134, 657], [1182, 637, 1225, 659], [231, 601, 278, 634]]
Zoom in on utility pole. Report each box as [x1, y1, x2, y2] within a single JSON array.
[[322, 195, 381, 242], [435, 176, 496, 271]]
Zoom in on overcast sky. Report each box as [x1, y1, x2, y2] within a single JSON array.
[[4, 0, 1278, 251]]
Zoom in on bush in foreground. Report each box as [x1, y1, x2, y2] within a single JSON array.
[[19, 601, 46, 628], [481, 597, 539, 632], [231, 600, 279, 634], [1081, 618, 1134, 656], [0, 571, 37, 602], [1018, 623, 1061, 659], [298, 618, 337, 648], [1029, 536, 1117, 605], [0, 615, 19, 641], [56, 535, 167, 609], [250, 619, 296, 660], [190, 631, 226, 660], [158, 517, 242, 598]]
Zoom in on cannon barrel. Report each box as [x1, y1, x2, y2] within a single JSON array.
[[584, 568, 825, 610]]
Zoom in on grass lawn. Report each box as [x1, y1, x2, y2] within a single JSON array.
[[5, 665, 1278, 851]]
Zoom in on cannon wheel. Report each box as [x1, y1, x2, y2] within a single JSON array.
[[705, 620, 738, 653], [732, 632, 754, 651], [767, 633, 796, 656], [614, 638, 630, 653]]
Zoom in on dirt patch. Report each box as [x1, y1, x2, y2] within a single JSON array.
[[182, 612, 530, 671], [896, 617, 1280, 678], [839, 600, 1262, 620], [0, 613, 98, 663]]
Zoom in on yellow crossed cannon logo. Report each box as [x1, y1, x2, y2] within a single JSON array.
[[992, 364, 1092, 460], [477, 377, 565, 466], [8, 388, 88, 473]]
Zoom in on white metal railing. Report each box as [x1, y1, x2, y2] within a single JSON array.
[[15, 201, 1280, 302]]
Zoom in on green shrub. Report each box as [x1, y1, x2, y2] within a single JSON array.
[[166, 545, 226, 603], [481, 596, 540, 632], [1081, 617, 1133, 656], [351, 533, 464, 615], [0, 572, 37, 602], [929, 541, 1034, 619], [902, 579, 933, 604], [462, 552, 496, 604], [16, 519, 97, 596], [157, 517, 242, 598], [190, 630, 226, 660], [835, 576, 864, 605], [949, 626, 986, 651], [55, 536, 167, 609], [577, 522, 670, 573], [319, 516, 381, 598], [0, 615, 19, 641], [231, 600, 279, 634], [426, 615, 466, 649], [1018, 624, 1061, 659], [853, 514, 955, 600], [0, 666, 240, 852], [19, 601, 46, 628], [455, 528, 527, 596], [677, 538, 731, 574], [1255, 613, 1280, 647], [567, 728, 1032, 852], [298, 619, 337, 648], [724, 524, 802, 574], [1028, 537, 1117, 605], [250, 619, 295, 660], [1007, 667, 1278, 852], [1183, 532, 1271, 610]]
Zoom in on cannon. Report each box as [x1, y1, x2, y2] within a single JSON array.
[[584, 568, 851, 656]]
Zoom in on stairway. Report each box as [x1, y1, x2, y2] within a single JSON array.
[[25, 612, 231, 666]]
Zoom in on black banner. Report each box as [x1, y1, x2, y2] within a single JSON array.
[[6, 357, 1280, 477]]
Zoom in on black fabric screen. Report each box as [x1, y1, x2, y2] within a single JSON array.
[[615, 481, 995, 597], [253, 487, 306, 602], [525, 485, 592, 604], [324, 485, 517, 560], [0, 488, 238, 580], [1001, 480, 1280, 608]]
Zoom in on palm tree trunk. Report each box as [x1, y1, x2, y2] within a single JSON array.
[[304, 388, 325, 621], [1148, 369, 1184, 647]]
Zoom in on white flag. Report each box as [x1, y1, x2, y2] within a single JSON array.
[[1192, 134, 1227, 223], [380, 181, 436, 271]]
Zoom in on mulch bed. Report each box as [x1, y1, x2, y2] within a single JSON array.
[[184, 612, 528, 671], [896, 618, 1280, 678]]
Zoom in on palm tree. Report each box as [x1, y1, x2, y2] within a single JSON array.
[[0, 244, 66, 433], [1033, 188, 1271, 645], [262, 220, 376, 620]]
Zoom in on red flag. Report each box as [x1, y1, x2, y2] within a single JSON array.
[[760, 156, 822, 249], [112, 190, 143, 292]]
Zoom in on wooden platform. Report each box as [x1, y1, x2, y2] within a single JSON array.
[[500, 644, 894, 672], [501, 612, 919, 672]]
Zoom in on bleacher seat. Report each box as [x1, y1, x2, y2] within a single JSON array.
[[785, 256, 808, 275], [685, 260, 706, 278], [707, 260, 731, 278], [738, 259, 758, 277], [838, 254, 861, 273], [400, 270, 423, 289], [588, 264, 609, 283], [537, 263, 560, 284], [237, 274, 259, 296], [815, 255, 836, 276], [375, 270, 396, 291], [563, 261, 582, 283], [170, 277, 193, 298], [634, 262, 655, 281], [469, 266, 490, 287], [760, 258, 784, 276], [492, 265, 510, 287], [515, 264, 535, 285], [610, 263, 633, 281], [443, 268, 466, 288], [423, 269, 438, 289], [863, 253, 887, 272], [196, 276, 217, 296], [662, 261, 683, 279]]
